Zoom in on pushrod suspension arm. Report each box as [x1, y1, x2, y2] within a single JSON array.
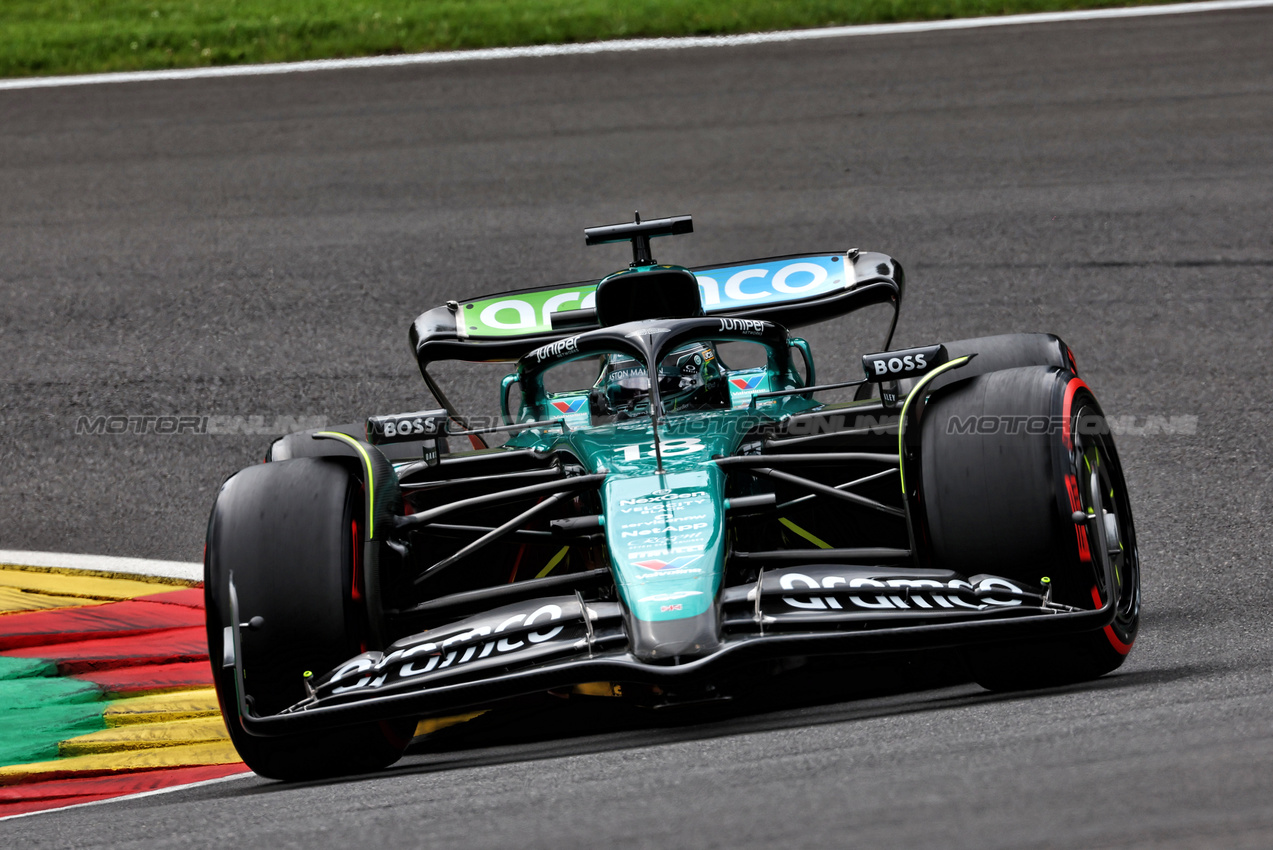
[[746, 467, 905, 518], [391, 474, 607, 530], [413, 492, 574, 584]]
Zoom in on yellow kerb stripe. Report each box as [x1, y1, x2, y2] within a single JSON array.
[[104, 688, 222, 727], [0, 741, 243, 779], [0, 566, 190, 614], [60, 717, 230, 757]]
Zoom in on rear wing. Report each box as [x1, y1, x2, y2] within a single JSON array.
[[410, 250, 903, 367]]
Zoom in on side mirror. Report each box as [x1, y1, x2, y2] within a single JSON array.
[[789, 338, 816, 387], [500, 374, 520, 426]]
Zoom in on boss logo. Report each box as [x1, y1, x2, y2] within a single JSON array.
[[873, 353, 927, 375], [384, 418, 441, 437], [861, 345, 946, 382], [366, 409, 448, 444]]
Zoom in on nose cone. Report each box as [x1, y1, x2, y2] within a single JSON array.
[[600, 468, 728, 663], [627, 607, 722, 662]]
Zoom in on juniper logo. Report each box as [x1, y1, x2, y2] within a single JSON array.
[[532, 336, 579, 362], [717, 318, 765, 335]]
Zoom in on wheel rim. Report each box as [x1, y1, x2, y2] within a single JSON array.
[[1074, 401, 1140, 639]]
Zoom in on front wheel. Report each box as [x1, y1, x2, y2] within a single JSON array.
[[204, 458, 412, 779], [919, 366, 1140, 690]]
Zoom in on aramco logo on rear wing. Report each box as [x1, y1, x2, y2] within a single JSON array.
[[464, 256, 848, 337]]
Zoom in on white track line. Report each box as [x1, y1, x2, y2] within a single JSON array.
[[0, 771, 256, 822], [0, 550, 201, 582], [1, 0, 1270, 92]]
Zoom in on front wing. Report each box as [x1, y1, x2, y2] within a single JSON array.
[[224, 562, 1117, 737]]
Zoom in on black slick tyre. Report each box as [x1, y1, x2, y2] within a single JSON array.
[[919, 365, 1140, 690], [204, 458, 412, 780]]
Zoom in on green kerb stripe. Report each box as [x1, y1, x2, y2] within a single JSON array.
[[0, 657, 107, 768]]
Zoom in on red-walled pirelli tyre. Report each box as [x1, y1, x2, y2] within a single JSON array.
[[205, 458, 413, 780], [919, 366, 1140, 691]]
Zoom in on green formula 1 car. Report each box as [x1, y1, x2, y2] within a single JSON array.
[[204, 214, 1140, 779]]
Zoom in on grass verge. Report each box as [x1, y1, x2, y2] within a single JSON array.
[[3, 0, 1192, 79]]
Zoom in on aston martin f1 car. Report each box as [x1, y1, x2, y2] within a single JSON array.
[[205, 215, 1140, 779]]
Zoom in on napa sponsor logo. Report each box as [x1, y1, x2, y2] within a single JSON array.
[[621, 522, 710, 539], [461, 255, 847, 337]]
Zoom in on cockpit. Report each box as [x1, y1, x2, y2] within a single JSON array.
[[588, 343, 730, 423]]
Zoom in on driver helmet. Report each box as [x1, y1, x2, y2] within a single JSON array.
[[591, 343, 726, 420]]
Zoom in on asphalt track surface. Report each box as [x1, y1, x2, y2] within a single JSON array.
[[2, 7, 1272, 847]]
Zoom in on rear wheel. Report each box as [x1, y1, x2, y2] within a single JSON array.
[[205, 458, 412, 780], [919, 366, 1140, 690]]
